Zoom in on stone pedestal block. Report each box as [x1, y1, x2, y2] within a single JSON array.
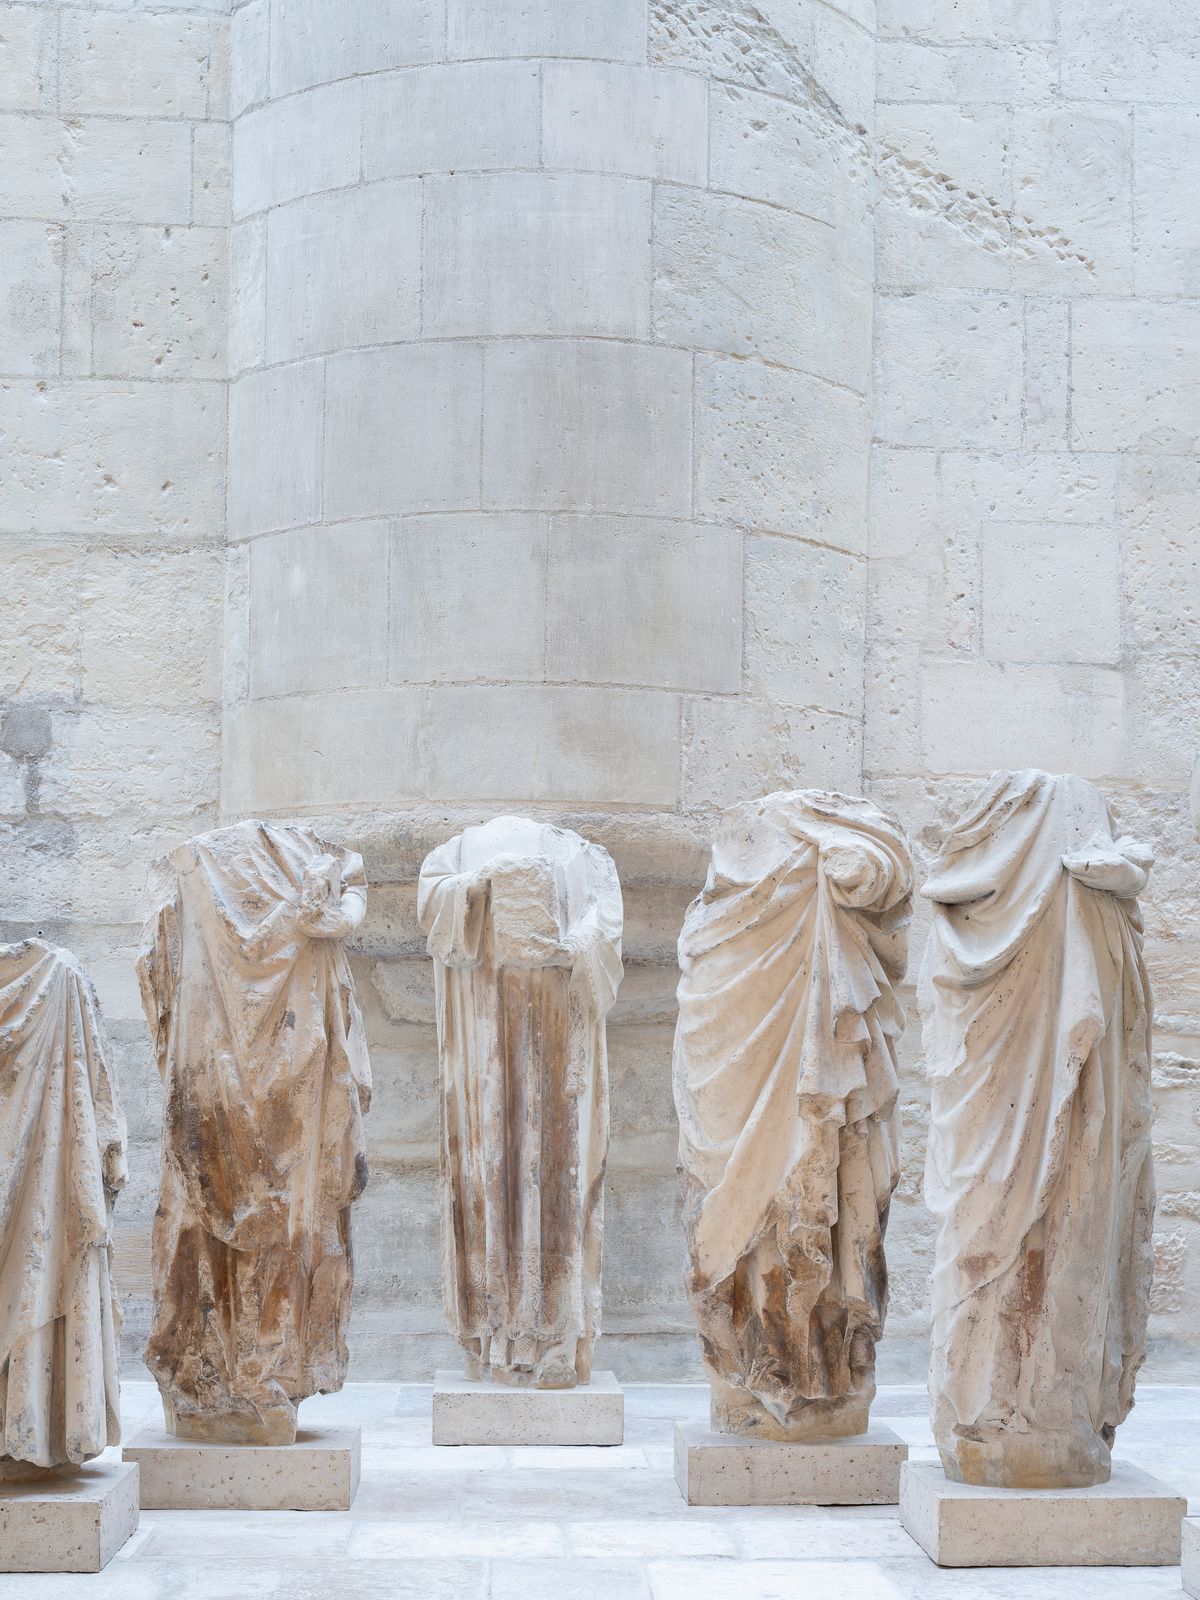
[[673, 1423, 907, 1506], [122, 1425, 361, 1510], [433, 1370, 624, 1446], [1182, 1516, 1200, 1598], [0, 1460, 139, 1573], [900, 1460, 1185, 1567]]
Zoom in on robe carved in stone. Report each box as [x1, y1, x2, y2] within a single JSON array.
[[137, 821, 372, 1445], [418, 817, 623, 1389], [674, 791, 912, 1441], [921, 769, 1155, 1489], [0, 940, 126, 1477]]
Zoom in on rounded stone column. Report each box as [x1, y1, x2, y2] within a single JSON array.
[[223, 0, 874, 829], [222, 0, 875, 1376]]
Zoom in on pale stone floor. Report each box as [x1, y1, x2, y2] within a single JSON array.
[[21, 1382, 1200, 1597]]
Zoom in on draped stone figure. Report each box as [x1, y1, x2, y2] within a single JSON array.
[[419, 817, 623, 1389], [0, 941, 126, 1478], [137, 821, 371, 1446], [921, 770, 1155, 1490], [674, 791, 913, 1441]]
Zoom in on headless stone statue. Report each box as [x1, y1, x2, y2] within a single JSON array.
[[0, 940, 126, 1479], [419, 817, 623, 1389], [674, 791, 912, 1440], [921, 770, 1155, 1488], [137, 821, 372, 1445]]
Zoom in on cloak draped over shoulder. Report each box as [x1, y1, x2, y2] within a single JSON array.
[[920, 770, 1155, 1488], [0, 941, 126, 1471], [674, 791, 912, 1440], [138, 821, 371, 1445], [418, 817, 623, 1389]]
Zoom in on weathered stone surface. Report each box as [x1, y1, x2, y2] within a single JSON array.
[[874, 293, 1024, 448], [137, 822, 372, 1445], [433, 1371, 624, 1446], [60, 10, 219, 119], [653, 187, 869, 388], [124, 1424, 361, 1510], [1071, 300, 1200, 452], [694, 356, 869, 550], [675, 1423, 907, 1506], [0, 942, 126, 1474], [675, 792, 912, 1440], [979, 522, 1121, 665], [420, 818, 623, 1388], [900, 1460, 1185, 1567], [922, 771, 1155, 1488]]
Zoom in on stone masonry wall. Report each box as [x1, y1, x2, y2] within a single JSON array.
[[0, 0, 229, 1358], [2, 0, 1197, 1384], [865, 0, 1200, 1378]]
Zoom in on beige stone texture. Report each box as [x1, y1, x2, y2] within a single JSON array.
[[124, 1424, 360, 1510], [922, 772, 1154, 1489], [0, 1460, 139, 1573], [138, 823, 371, 1445], [433, 1371, 624, 1446], [899, 1460, 1185, 1566], [420, 820, 623, 1389], [675, 792, 912, 1440], [0, 942, 126, 1475], [674, 1424, 907, 1507]]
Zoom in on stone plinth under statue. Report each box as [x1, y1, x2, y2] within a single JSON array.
[[433, 1370, 623, 1447], [671, 792, 913, 1504], [123, 1425, 360, 1511], [901, 1461, 1184, 1567], [420, 817, 625, 1445], [0, 941, 138, 1570], [131, 821, 372, 1505]]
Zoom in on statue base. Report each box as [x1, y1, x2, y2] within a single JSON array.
[[122, 1425, 360, 1510], [900, 1460, 1185, 1566], [433, 1369, 624, 1445], [1183, 1516, 1200, 1596], [673, 1423, 907, 1506], [0, 1460, 139, 1572]]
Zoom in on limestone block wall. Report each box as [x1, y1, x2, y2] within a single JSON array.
[[866, 0, 1200, 1377], [223, 0, 876, 1375], [0, 0, 229, 1353]]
